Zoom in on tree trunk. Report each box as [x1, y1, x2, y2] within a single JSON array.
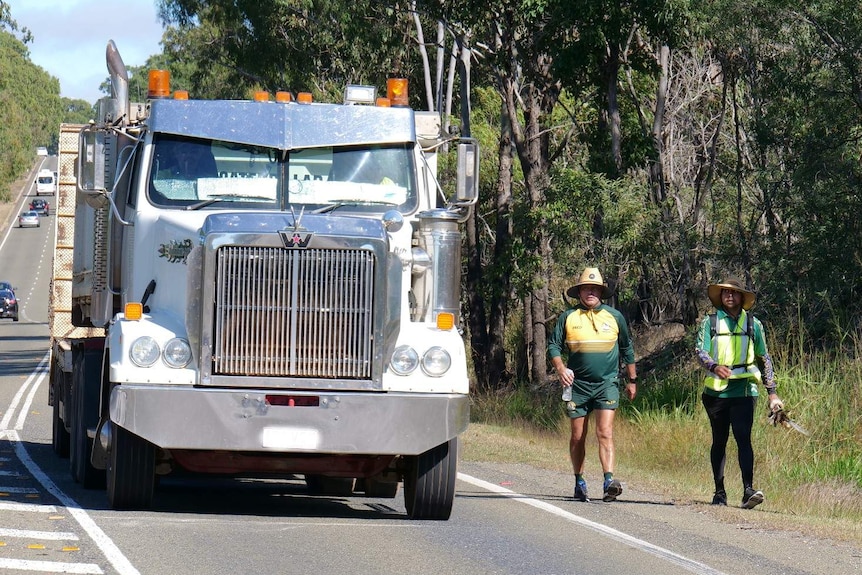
[[487, 101, 515, 390]]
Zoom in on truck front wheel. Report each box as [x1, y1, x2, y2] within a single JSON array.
[[403, 438, 458, 520], [107, 425, 155, 510], [69, 348, 105, 488], [51, 362, 70, 458]]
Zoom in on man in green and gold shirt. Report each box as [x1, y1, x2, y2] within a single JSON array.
[[548, 267, 637, 503]]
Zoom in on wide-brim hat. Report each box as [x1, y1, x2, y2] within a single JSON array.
[[566, 267, 612, 300], [708, 277, 756, 310]]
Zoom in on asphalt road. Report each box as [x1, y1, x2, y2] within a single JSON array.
[[0, 160, 860, 575]]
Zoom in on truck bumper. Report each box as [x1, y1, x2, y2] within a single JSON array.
[[109, 386, 469, 455]]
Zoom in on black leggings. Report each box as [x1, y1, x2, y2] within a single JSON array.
[[701, 394, 757, 491]]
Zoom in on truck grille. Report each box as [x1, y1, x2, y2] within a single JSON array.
[[212, 246, 375, 378]]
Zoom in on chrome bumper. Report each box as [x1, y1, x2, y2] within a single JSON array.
[[109, 386, 469, 455]]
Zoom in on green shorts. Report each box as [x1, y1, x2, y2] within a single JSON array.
[[564, 379, 620, 419]]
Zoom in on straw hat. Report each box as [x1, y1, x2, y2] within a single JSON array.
[[707, 277, 756, 310], [566, 267, 612, 299]]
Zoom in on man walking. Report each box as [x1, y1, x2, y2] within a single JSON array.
[[548, 267, 637, 502]]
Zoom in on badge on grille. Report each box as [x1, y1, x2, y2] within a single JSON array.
[[280, 231, 312, 248]]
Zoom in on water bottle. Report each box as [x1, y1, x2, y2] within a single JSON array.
[[561, 368, 574, 401]]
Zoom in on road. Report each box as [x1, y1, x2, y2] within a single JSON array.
[[0, 160, 860, 574]]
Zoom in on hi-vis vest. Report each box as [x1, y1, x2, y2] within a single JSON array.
[[704, 311, 762, 393]]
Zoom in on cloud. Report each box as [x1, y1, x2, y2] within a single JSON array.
[[9, 0, 164, 103]]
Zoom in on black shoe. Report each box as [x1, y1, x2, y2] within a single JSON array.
[[741, 487, 764, 509], [711, 490, 727, 505], [602, 478, 622, 502], [574, 478, 589, 502]]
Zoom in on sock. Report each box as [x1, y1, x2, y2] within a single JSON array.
[[575, 473, 585, 482], [603, 472, 613, 482]]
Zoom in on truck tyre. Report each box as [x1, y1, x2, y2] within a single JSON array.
[[304, 475, 356, 496], [357, 474, 399, 498], [69, 348, 106, 488], [403, 438, 458, 520], [51, 362, 70, 458], [107, 425, 155, 510]]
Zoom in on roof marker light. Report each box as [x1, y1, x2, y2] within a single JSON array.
[[276, 91, 292, 102], [174, 90, 189, 100], [297, 92, 313, 104], [387, 78, 408, 107], [147, 70, 171, 99], [254, 91, 270, 102]]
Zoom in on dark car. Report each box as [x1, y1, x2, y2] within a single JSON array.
[[30, 198, 50, 216], [0, 288, 18, 321]]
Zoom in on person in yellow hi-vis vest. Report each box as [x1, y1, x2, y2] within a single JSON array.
[[696, 277, 783, 509]]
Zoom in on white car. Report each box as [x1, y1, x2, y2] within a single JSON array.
[[18, 211, 40, 228], [36, 146, 48, 156]]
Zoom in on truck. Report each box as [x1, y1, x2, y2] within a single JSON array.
[[48, 40, 479, 520], [36, 168, 55, 195]]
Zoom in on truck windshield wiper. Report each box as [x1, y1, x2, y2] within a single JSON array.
[[185, 194, 275, 211]]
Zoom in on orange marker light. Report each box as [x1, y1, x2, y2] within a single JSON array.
[[173, 90, 189, 100], [376, 97, 391, 107], [254, 91, 270, 102], [297, 92, 313, 104], [147, 70, 171, 99], [387, 78, 408, 107], [125, 302, 143, 321], [276, 91, 292, 102], [436, 312, 455, 331]]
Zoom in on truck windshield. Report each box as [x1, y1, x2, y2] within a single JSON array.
[[148, 135, 417, 213]]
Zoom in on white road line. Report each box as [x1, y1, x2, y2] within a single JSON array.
[[458, 472, 728, 575], [0, 501, 57, 513], [0, 558, 103, 574], [0, 486, 39, 493], [8, 430, 142, 575], [0, 527, 79, 540]]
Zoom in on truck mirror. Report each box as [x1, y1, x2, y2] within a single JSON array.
[[78, 126, 111, 208], [455, 141, 479, 203]]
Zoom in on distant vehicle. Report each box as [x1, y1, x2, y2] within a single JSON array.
[[35, 169, 55, 196], [18, 211, 40, 228], [30, 198, 50, 216], [36, 146, 48, 157], [0, 288, 18, 321]]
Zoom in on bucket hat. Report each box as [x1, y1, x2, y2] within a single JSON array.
[[566, 267, 612, 299], [707, 277, 756, 310]]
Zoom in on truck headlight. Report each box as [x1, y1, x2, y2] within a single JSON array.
[[163, 338, 192, 368], [390, 345, 419, 375], [130, 336, 160, 367], [421, 346, 451, 377]]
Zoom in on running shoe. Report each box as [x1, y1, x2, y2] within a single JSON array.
[[574, 478, 589, 502], [711, 490, 727, 506], [741, 487, 764, 509], [603, 478, 623, 502]]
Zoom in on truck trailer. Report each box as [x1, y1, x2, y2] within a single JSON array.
[[48, 40, 478, 520]]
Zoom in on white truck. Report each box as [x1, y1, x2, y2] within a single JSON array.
[[35, 168, 55, 195], [48, 40, 478, 520]]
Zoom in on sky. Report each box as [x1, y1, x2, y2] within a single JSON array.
[[7, 0, 165, 104]]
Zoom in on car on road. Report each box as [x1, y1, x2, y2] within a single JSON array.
[[30, 198, 50, 216], [35, 169, 55, 196], [18, 211, 40, 228], [36, 146, 48, 157], [0, 288, 18, 321], [0, 281, 14, 292]]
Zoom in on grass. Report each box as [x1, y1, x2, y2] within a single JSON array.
[[462, 325, 862, 546]]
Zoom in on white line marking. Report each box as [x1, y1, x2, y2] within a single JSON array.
[[0, 500, 57, 513], [8, 430, 142, 575], [457, 472, 728, 575], [0, 527, 79, 540], [0, 558, 103, 574], [0, 485, 39, 493]]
